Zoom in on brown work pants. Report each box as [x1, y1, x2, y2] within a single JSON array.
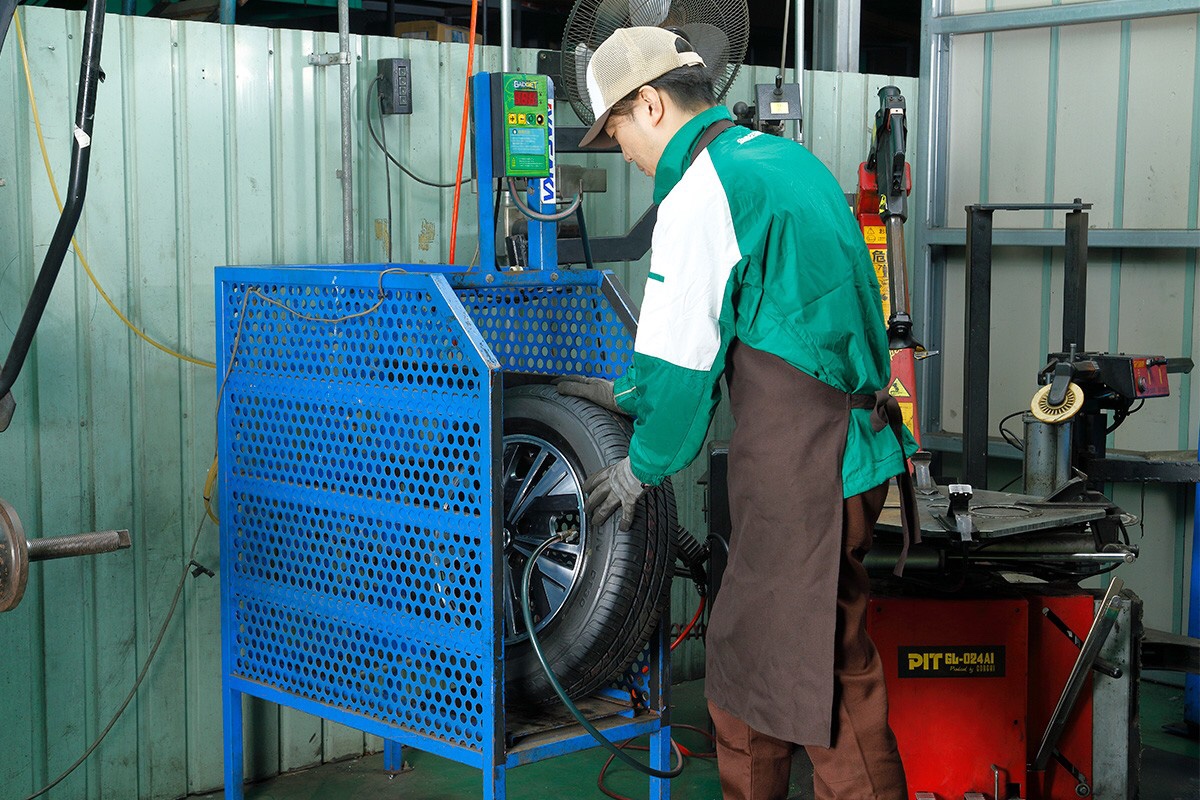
[[708, 485, 906, 800]]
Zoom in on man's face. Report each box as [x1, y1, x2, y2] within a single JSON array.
[[603, 88, 666, 177]]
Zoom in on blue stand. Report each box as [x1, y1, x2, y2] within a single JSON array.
[[215, 266, 670, 799]]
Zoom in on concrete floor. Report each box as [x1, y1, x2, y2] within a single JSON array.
[[202, 680, 1198, 800]]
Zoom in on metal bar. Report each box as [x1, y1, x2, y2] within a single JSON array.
[[962, 206, 993, 489], [1063, 208, 1089, 351], [793, 0, 804, 142], [386, 0, 395, 38], [599, 272, 640, 335], [555, 125, 619, 153], [27, 530, 131, 561], [220, 0, 235, 23], [0, 0, 105, 432], [500, 0, 511, 71], [558, 205, 657, 265], [931, 0, 1200, 36], [914, 0, 950, 438], [925, 227, 1200, 249], [339, 0, 354, 263], [473, 74, 497, 271], [812, 0, 860, 72], [886, 215, 910, 318], [1033, 578, 1125, 770], [971, 202, 1090, 211]]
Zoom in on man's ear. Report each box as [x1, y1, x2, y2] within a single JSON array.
[[639, 85, 666, 126]]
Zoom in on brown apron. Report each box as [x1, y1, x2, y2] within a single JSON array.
[[704, 342, 916, 747]]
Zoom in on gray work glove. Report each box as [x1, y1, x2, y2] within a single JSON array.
[[553, 375, 628, 416], [583, 456, 647, 530]]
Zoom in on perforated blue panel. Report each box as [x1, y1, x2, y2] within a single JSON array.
[[451, 273, 634, 379], [216, 268, 501, 760]]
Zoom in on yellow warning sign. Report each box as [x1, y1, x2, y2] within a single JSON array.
[[863, 226, 887, 245], [872, 248, 891, 320], [900, 402, 915, 437], [888, 378, 911, 399]]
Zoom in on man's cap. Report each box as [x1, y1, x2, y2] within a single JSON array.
[[579, 26, 706, 149]]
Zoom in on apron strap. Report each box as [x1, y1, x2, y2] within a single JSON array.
[[689, 118, 736, 165], [850, 391, 922, 576]]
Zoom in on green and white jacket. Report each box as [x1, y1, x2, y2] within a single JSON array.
[[614, 106, 915, 498]]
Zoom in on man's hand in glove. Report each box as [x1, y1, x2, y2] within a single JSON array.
[[553, 376, 628, 416], [583, 457, 647, 530]]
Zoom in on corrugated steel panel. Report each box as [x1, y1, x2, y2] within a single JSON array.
[[935, 5, 1199, 637], [0, 6, 918, 793]]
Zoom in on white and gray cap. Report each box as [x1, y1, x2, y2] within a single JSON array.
[[579, 26, 706, 149]]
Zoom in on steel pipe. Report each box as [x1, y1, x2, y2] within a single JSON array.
[[28, 529, 132, 562], [501, 0, 511, 71], [339, 0, 354, 263]]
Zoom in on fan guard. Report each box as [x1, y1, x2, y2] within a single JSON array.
[[560, 0, 750, 125]]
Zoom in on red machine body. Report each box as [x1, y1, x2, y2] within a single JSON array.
[[868, 593, 1100, 800]]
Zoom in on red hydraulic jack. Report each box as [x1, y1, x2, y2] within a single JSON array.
[[855, 86, 926, 442]]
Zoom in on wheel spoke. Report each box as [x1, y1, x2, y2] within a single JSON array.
[[535, 555, 577, 592], [507, 446, 550, 525], [510, 459, 575, 523], [503, 562, 521, 636]]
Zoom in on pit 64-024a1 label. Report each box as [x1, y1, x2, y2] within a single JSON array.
[[898, 646, 1006, 678]]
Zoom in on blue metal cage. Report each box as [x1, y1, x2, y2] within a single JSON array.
[[217, 265, 672, 799]]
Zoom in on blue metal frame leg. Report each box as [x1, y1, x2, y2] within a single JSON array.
[[383, 740, 404, 772], [223, 686, 244, 799], [485, 764, 507, 800], [650, 723, 672, 800]]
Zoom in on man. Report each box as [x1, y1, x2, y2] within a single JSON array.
[[554, 25, 917, 800]]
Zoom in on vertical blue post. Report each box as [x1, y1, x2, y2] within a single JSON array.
[[383, 740, 404, 772], [526, 78, 558, 271], [484, 764, 507, 800], [217, 276, 244, 799], [1186, 429, 1199, 728], [473, 73, 498, 272], [648, 614, 672, 800]]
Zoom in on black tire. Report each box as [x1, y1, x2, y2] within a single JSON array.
[[501, 384, 676, 707]]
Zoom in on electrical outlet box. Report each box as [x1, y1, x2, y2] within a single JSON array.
[[378, 57, 412, 115]]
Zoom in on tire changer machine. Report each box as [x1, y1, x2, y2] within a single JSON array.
[[216, 73, 683, 799]]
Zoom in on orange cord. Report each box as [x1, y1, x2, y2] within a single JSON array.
[[447, 0, 480, 263], [670, 596, 706, 651]]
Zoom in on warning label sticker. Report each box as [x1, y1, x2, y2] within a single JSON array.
[[887, 378, 911, 398], [863, 226, 887, 245], [898, 646, 1006, 678]]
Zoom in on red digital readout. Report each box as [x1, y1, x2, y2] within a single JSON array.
[[513, 89, 538, 107]]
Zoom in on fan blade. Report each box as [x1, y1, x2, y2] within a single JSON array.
[[629, 0, 670, 26]]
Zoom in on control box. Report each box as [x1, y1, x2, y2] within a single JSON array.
[[490, 73, 551, 178], [378, 57, 412, 115]]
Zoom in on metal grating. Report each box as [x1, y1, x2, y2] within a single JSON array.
[[452, 279, 633, 379], [217, 267, 500, 755]]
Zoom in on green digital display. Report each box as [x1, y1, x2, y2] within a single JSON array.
[[498, 73, 551, 178]]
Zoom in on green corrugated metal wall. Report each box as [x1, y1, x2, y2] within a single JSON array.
[[0, 7, 916, 796], [934, 3, 1199, 636]]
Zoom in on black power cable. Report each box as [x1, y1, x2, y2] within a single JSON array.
[[366, 77, 469, 189]]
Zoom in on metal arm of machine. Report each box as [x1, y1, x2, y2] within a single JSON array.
[[0, 0, 106, 432], [867, 86, 919, 352]]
